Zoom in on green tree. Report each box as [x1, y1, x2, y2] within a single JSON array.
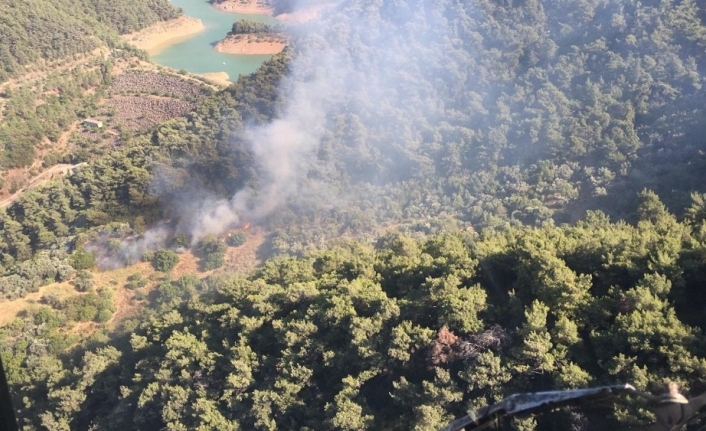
[[152, 250, 179, 272]]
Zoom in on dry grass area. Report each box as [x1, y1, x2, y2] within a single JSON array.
[[0, 227, 267, 334], [0, 163, 78, 208], [0, 48, 108, 94], [0, 50, 254, 334], [121, 16, 204, 54], [94, 261, 160, 327], [214, 34, 287, 55], [0, 57, 218, 206], [199, 72, 231, 87], [0, 281, 75, 327], [172, 250, 201, 278], [223, 226, 266, 273]]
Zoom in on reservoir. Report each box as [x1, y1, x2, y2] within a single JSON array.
[[151, 0, 278, 80]]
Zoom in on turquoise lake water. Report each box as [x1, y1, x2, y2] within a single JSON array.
[[151, 0, 278, 80]]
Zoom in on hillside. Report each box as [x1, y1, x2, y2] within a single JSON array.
[[7, 202, 706, 430], [3, 0, 706, 430], [0, 0, 179, 83]]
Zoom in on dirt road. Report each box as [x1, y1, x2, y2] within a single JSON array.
[[0, 163, 78, 208]]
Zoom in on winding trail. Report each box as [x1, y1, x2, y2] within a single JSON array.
[[0, 163, 79, 208]]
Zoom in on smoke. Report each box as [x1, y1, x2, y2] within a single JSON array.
[[86, 223, 172, 270], [168, 0, 455, 244], [178, 46, 342, 243], [97, 1, 706, 266]]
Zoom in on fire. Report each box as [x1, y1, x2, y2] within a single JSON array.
[[242, 222, 251, 230]]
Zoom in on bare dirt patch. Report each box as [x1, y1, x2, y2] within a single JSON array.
[[0, 227, 267, 331], [93, 261, 160, 326], [199, 72, 232, 88], [0, 281, 75, 327], [172, 250, 201, 278], [215, 34, 287, 55], [121, 16, 205, 54], [0, 163, 79, 208]]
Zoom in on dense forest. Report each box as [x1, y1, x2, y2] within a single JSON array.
[[229, 19, 283, 35], [7, 197, 706, 430], [0, 0, 179, 83], [2, 0, 706, 429]]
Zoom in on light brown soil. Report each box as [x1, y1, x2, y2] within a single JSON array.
[[214, 34, 287, 55], [198, 72, 232, 87], [0, 163, 79, 208], [93, 261, 157, 327], [0, 281, 75, 327], [0, 226, 267, 333], [223, 227, 265, 272], [121, 16, 205, 54], [212, 0, 272, 15], [172, 251, 201, 278]]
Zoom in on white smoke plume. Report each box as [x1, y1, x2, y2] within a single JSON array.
[[165, 0, 450, 244], [86, 223, 172, 270], [181, 36, 345, 243]]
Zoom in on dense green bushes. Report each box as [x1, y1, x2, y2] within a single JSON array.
[[151, 250, 179, 272], [6, 197, 706, 429], [0, 252, 74, 300], [199, 236, 226, 270], [226, 231, 247, 247], [61, 288, 114, 322], [0, 0, 179, 82], [3, 0, 706, 429], [230, 19, 281, 35]]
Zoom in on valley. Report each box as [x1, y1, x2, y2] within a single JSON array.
[[2, 0, 706, 430]]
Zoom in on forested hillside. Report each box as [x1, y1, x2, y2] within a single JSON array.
[[278, 0, 706, 226], [3, 0, 706, 429], [0, 0, 179, 82], [7, 196, 706, 430]]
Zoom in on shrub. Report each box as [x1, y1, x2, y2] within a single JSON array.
[[198, 236, 227, 270], [126, 273, 147, 289], [97, 308, 113, 322], [226, 231, 247, 247], [203, 252, 225, 271], [152, 250, 179, 272], [41, 292, 62, 308], [142, 251, 155, 263], [172, 234, 190, 248], [62, 293, 100, 321], [70, 249, 96, 270], [74, 270, 94, 292]]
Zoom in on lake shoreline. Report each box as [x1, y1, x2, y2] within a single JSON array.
[[198, 72, 232, 87], [146, 0, 282, 82], [121, 16, 205, 54], [211, 0, 273, 15]]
